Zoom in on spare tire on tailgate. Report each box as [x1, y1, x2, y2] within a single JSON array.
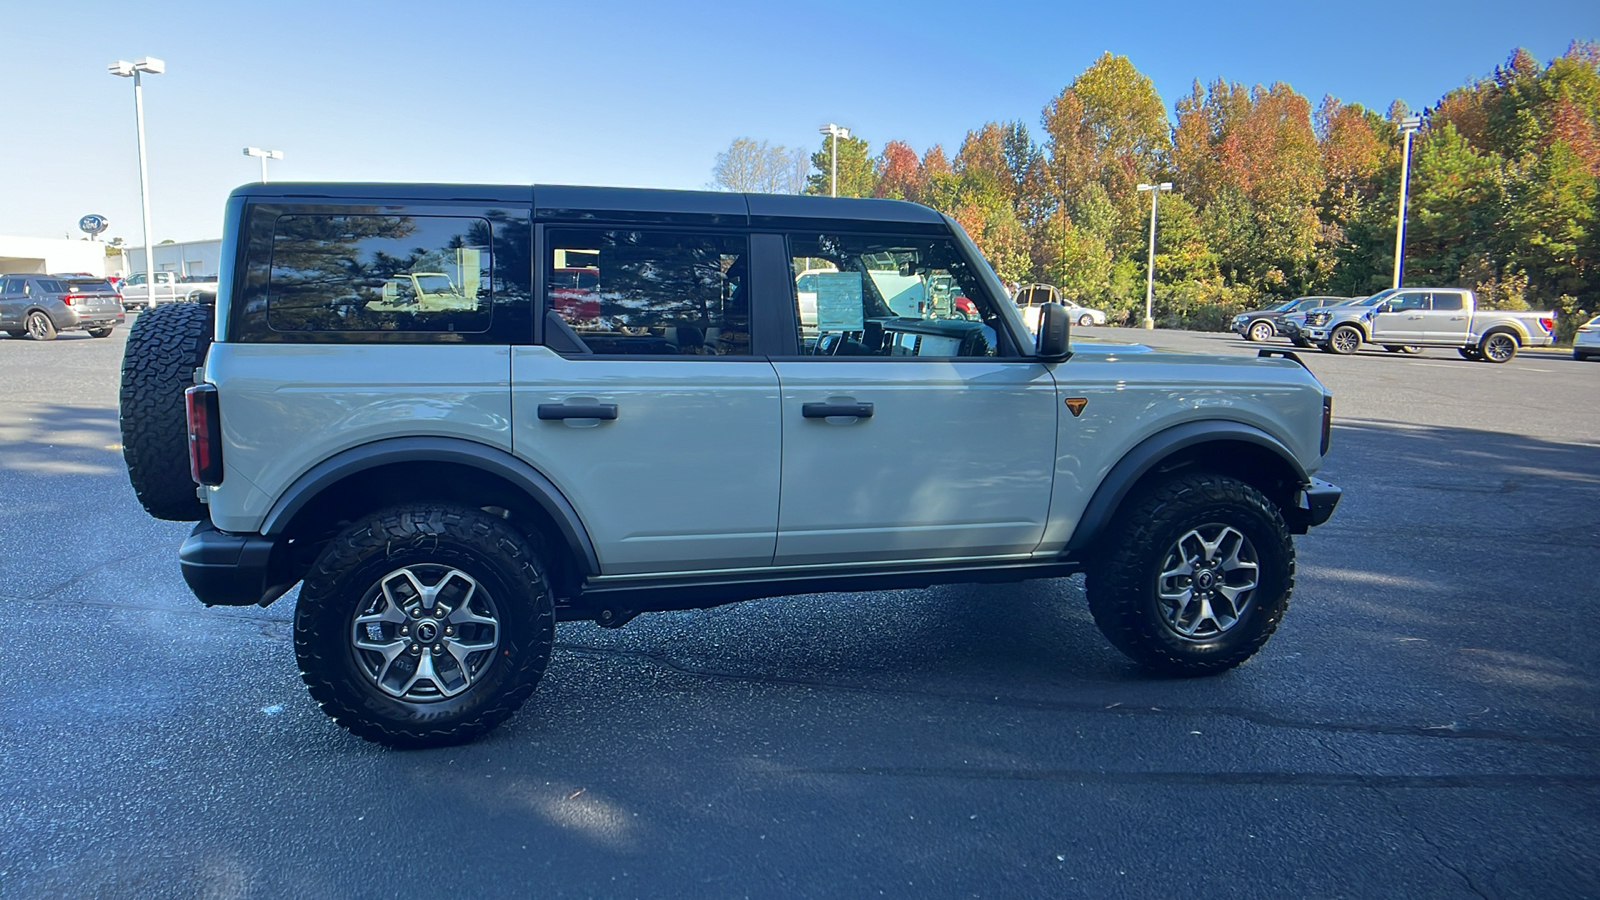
[[119, 303, 214, 521]]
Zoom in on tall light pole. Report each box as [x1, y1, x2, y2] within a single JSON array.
[[243, 147, 284, 182], [109, 57, 164, 297], [819, 123, 850, 197], [1136, 182, 1172, 329], [1392, 114, 1423, 290]]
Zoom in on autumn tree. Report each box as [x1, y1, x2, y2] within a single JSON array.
[[711, 139, 808, 193]]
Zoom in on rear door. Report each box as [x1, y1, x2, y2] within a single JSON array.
[[511, 222, 782, 576], [1426, 291, 1471, 343], [770, 231, 1056, 566]]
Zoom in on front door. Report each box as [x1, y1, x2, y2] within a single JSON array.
[[512, 227, 781, 576], [772, 232, 1056, 566], [1371, 290, 1430, 344]]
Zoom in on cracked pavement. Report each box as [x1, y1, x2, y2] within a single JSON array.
[[1, 325, 1597, 898]]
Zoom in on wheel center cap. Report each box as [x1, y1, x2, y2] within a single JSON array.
[[1196, 570, 1216, 589], [415, 620, 440, 643]]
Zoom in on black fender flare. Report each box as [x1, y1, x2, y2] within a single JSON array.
[[260, 436, 600, 577], [1064, 420, 1309, 553]]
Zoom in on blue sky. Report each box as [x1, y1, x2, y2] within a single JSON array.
[[1, 0, 1592, 243]]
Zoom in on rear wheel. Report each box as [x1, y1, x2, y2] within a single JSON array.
[[1248, 321, 1275, 342], [1329, 325, 1362, 355], [25, 311, 56, 341], [1088, 473, 1294, 675], [294, 505, 556, 748], [1479, 331, 1518, 363]]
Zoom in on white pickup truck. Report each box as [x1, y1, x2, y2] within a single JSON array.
[[119, 272, 219, 310], [1301, 288, 1556, 363]]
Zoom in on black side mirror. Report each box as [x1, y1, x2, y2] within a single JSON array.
[[1036, 301, 1071, 361]]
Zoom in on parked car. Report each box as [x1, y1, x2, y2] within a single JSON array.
[[1014, 284, 1106, 331], [0, 274, 125, 340], [118, 182, 1340, 748], [1233, 297, 1346, 343], [1302, 288, 1555, 362], [120, 271, 218, 309], [1574, 316, 1600, 361]]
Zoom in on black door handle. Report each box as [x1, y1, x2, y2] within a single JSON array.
[[802, 401, 873, 419], [537, 403, 618, 420]]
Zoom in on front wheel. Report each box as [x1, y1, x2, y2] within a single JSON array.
[[1479, 331, 1518, 363], [1088, 473, 1294, 675], [1329, 325, 1362, 355], [294, 505, 556, 748], [1248, 321, 1275, 342]]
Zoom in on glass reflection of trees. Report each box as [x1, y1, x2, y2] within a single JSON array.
[[267, 215, 494, 333], [548, 230, 748, 355]]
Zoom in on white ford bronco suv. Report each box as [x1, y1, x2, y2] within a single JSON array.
[[118, 183, 1340, 748]]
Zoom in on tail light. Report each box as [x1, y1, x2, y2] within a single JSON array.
[[185, 384, 224, 486], [1321, 395, 1333, 456], [1539, 317, 1555, 333]]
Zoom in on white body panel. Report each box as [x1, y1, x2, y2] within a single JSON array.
[[771, 359, 1058, 565], [1036, 347, 1327, 552], [510, 347, 782, 575], [203, 344, 513, 533]]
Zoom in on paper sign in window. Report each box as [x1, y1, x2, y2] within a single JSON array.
[[815, 272, 864, 333]]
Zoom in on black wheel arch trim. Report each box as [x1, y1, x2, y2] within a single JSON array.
[[1063, 420, 1315, 553], [259, 436, 600, 577]]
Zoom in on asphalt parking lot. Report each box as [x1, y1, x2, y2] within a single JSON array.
[[2, 322, 1597, 899]]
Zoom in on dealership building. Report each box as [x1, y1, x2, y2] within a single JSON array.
[[0, 235, 223, 279]]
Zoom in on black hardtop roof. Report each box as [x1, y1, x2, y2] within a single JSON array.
[[229, 182, 948, 227]]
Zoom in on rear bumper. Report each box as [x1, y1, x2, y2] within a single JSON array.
[[1285, 478, 1341, 533], [179, 522, 293, 606]]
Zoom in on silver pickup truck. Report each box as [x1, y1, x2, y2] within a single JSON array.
[[1301, 288, 1555, 363]]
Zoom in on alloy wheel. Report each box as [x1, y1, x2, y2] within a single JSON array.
[[1156, 524, 1260, 640], [350, 565, 501, 701]]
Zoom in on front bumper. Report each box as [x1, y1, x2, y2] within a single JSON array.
[[179, 522, 293, 606], [1284, 478, 1341, 533]]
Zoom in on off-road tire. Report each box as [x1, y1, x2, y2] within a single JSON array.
[[87, 327, 115, 339], [294, 505, 555, 749], [26, 311, 56, 341], [1087, 473, 1295, 675], [1329, 325, 1363, 355], [118, 301, 214, 521], [1479, 330, 1518, 363], [1248, 320, 1275, 342]]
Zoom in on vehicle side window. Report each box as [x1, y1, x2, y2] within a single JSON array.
[[1432, 293, 1464, 311], [266, 214, 493, 336], [788, 233, 1004, 358], [544, 229, 750, 357], [1391, 292, 1429, 312]]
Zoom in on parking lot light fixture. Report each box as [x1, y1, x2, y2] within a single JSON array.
[[819, 123, 850, 197], [1136, 182, 1172, 329], [108, 57, 164, 294], [1392, 114, 1423, 290], [243, 147, 284, 183]]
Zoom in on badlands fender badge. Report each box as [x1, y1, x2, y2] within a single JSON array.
[[1064, 397, 1089, 417]]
